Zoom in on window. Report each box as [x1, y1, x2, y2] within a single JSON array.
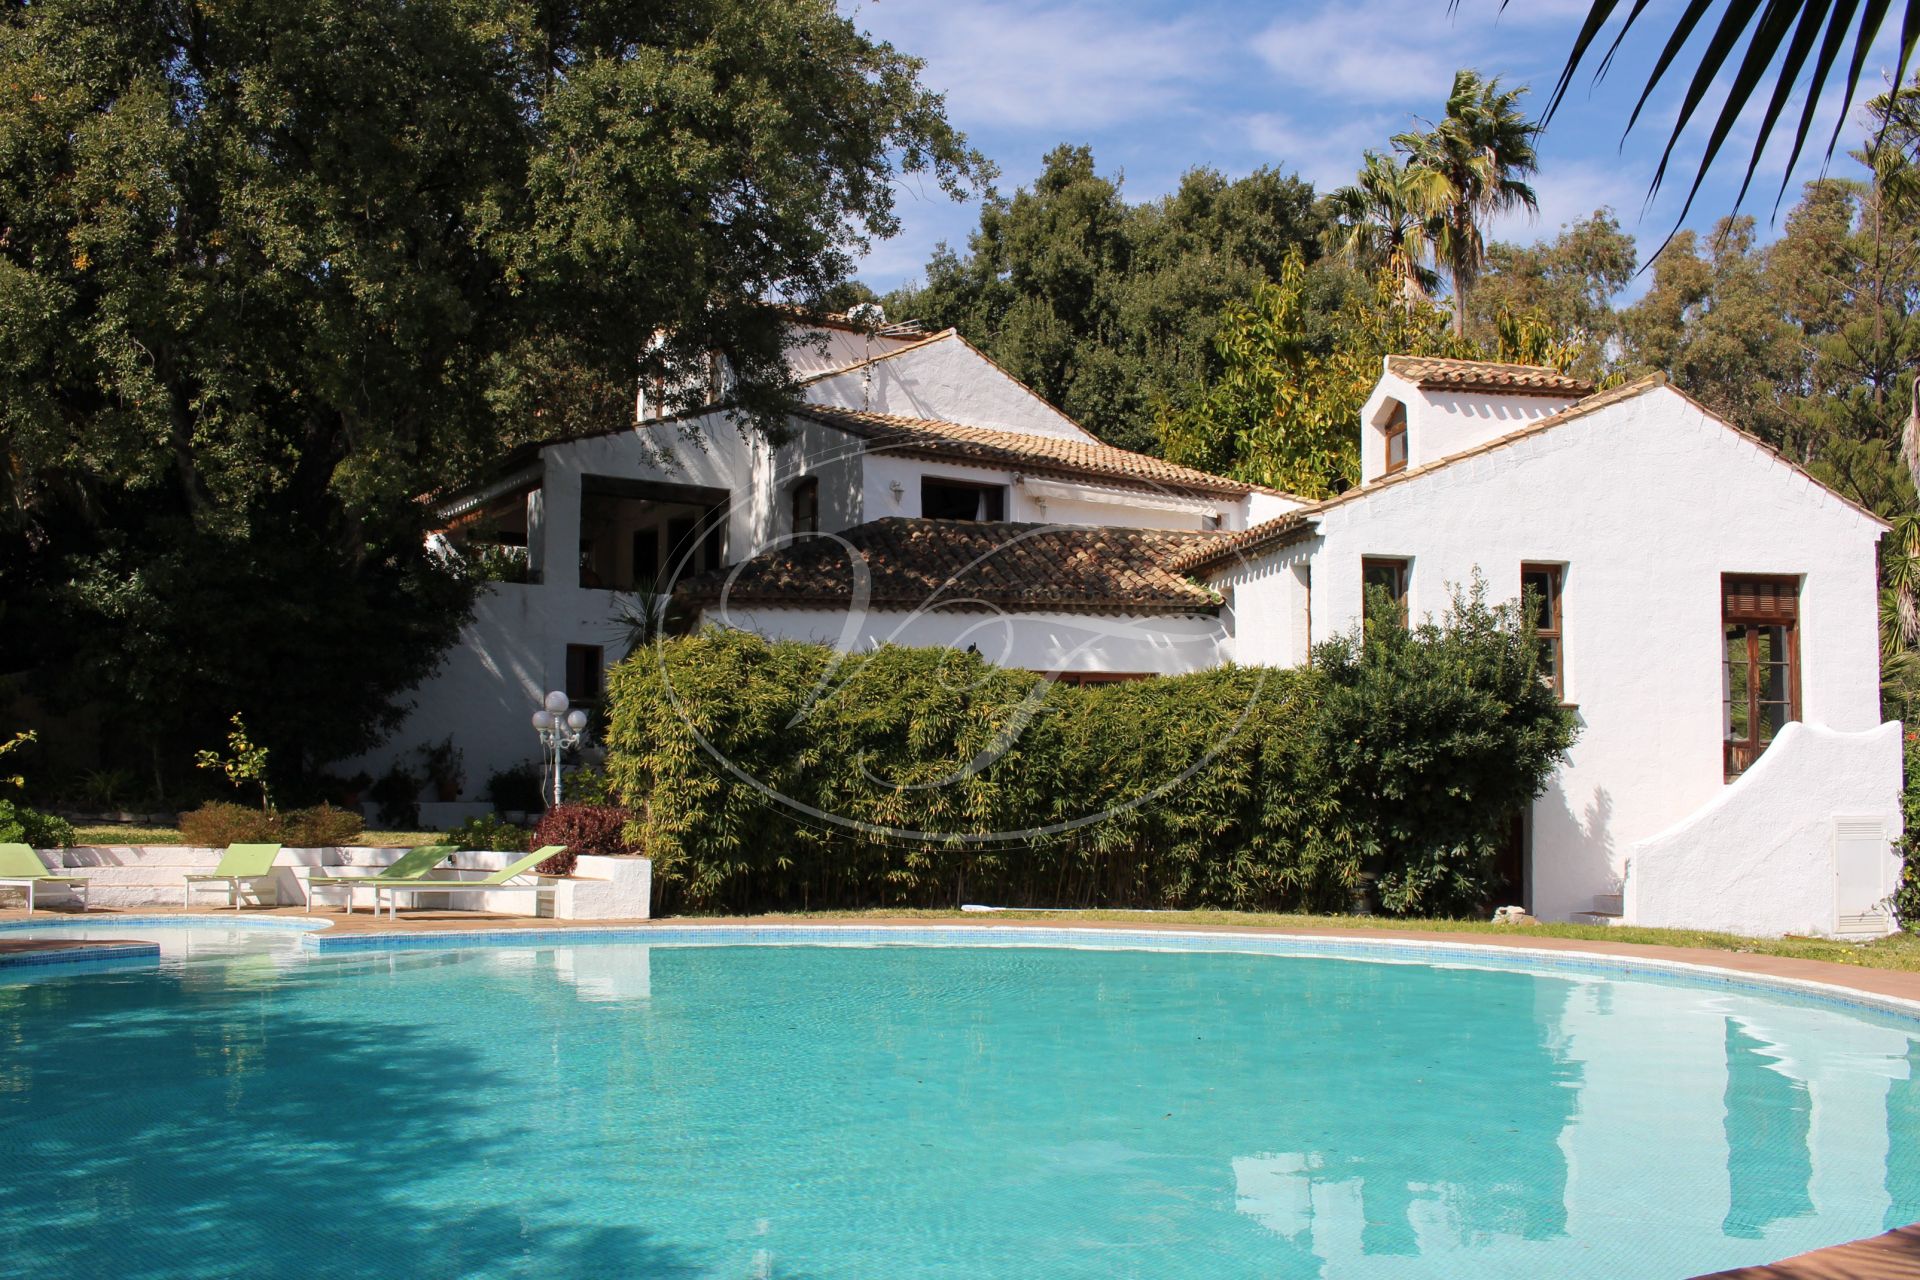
[[1383, 402, 1409, 475], [1361, 557, 1409, 625], [922, 476, 1007, 521], [1521, 563, 1565, 700], [1723, 575, 1800, 780], [565, 644, 604, 706], [791, 477, 820, 536]]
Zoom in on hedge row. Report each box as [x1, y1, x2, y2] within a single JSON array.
[[605, 583, 1576, 917]]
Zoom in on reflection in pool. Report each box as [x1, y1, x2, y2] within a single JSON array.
[[0, 938, 1915, 1279]]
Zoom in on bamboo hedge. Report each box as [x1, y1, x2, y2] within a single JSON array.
[[607, 585, 1575, 917]]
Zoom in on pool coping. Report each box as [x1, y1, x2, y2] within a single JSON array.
[[8, 910, 1920, 1025]]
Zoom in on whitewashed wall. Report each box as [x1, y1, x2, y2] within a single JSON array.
[[804, 334, 1097, 439], [1358, 369, 1575, 483], [1628, 721, 1902, 937], [1228, 385, 1891, 925]]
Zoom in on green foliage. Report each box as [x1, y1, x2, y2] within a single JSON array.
[[1314, 579, 1579, 917], [0, 0, 985, 794], [0, 798, 74, 849], [1468, 212, 1638, 381], [446, 815, 530, 854], [0, 728, 72, 846], [606, 621, 1574, 917], [485, 763, 545, 813], [368, 766, 422, 830], [194, 715, 274, 813], [178, 801, 362, 846], [561, 764, 616, 806], [1158, 255, 1474, 497], [882, 146, 1324, 452]]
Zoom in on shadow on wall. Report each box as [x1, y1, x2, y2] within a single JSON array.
[[0, 954, 804, 1279], [1533, 777, 1616, 918]]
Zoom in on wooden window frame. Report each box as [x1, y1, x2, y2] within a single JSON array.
[[1521, 563, 1566, 701], [1722, 574, 1802, 781], [1361, 557, 1410, 626], [791, 476, 820, 536], [1382, 403, 1409, 475]]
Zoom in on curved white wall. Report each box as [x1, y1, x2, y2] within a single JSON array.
[[1627, 721, 1903, 938]]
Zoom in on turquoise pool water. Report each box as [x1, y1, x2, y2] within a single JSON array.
[[4, 930, 1920, 1279]]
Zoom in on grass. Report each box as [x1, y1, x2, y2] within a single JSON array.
[[690, 906, 1920, 974], [70, 825, 446, 849]]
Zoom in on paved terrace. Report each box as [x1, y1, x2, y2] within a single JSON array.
[[4, 902, 1919, 1279]]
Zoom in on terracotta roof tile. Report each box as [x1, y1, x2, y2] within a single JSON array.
[[794, 404, 1261, 497], [1385, 355, 1595, 397], [680, 518, 1223, 615]]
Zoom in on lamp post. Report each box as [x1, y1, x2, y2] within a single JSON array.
[[531, 690, 590, 808]]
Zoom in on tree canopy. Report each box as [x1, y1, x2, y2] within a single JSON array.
[[881, 145, 1323, 453], [0, 0, 983, 793]]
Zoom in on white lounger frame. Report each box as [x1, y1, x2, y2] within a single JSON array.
[[371, 878, 557, 919], [0, 877, 89, 915]]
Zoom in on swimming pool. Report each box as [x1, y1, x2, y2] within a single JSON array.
[[3, 924, 1917, 1279]]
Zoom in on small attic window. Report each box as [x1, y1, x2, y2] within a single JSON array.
[[1383, 402, 1409, 475]]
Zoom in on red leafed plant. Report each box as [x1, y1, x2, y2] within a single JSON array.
[[530, 804, 636, 876]]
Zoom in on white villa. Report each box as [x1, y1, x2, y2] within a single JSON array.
[[377, 310, 1902, 938]]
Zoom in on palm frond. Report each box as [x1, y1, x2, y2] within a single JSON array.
[[1505, 0, 1920, 240]]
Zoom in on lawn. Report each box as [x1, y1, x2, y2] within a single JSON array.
[[70, 825, 445, 849], [708, 907, 1920, 974]]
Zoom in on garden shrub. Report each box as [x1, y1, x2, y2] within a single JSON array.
[[279, 803, 365, 847], [179, 801, 276, 845], [485, 762, 544, 812], [447, 814, 529, 854], [0, 797, 75, 848], [1897, 730, 1920, 929], [606, 591, 1576, 918], [606, 632, 1341, 915], [1314, 580, 1579, 916], [179, 802, 365, 846], [531, 804, 634, 875]]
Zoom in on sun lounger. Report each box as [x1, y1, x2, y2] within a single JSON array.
[[183, 843, 283, 910], [0, 843, 89, 914], [371, 847, 566, 918], [304, 844, 456, 913]]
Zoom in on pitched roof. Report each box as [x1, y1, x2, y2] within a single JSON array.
[[1175, 372, 1890, 574], [793, 404, 1261, 498], [1172, 375, 1663, 573], [1385, 355, 1595, 397], [679, 518, 1224, 615]]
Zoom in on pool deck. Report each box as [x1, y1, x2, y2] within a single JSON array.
[[4, 902, 1920, 1278]]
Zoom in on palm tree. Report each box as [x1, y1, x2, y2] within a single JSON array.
[[1394, 70, 1540, 337], [1324, 151, 1447, 301], [1534, 0, 1920, 225]]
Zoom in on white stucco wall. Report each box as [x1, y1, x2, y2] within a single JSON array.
[[804, 334, 1097, 440], [704, 606, 1226, 676], [1627, 721, 1903, 937], [781, 324, 922, 379], [1359, 370, 1576, 483], [1229, 385, 1891, 925]]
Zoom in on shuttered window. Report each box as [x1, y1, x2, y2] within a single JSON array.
[[1723, 575, 1800, 780]]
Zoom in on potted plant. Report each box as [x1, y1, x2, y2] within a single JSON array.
[[419, 737, 465, 803]]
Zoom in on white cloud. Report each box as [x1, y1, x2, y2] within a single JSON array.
[[1241, 110, 1400, 190], [851, 1, 1221, 131]]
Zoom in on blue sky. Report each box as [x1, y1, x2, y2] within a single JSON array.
[[843, 0, 1906, 297]]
